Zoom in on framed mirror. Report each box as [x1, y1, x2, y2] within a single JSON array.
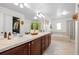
[[12, 17, 20, 33]]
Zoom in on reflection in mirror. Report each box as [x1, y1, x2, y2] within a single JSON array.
[[12, 17, 20, 34]]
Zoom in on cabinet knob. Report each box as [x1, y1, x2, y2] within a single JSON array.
[[31, 42, 34, 44], [29, 43, 31, 46]]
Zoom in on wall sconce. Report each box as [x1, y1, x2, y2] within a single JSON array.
[[21, 21, 24, 25], [72, 13, 78, 22]]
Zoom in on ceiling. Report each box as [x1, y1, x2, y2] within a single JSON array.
[[0, 3, 76, 20]]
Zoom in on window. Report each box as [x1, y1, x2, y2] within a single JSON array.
[[57, 23, 61, 30]]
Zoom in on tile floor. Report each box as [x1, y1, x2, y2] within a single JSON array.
[[43, 34, 75, 55]]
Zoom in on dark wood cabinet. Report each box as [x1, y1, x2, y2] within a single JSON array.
[[0, 33, 51, 55], [24, 42, 30, 55], [48, 34, 51, 46], [45, 35, 49, 49], [41, 36, 45, 54], [41, 34, 51, 54], [0, 42, 30, 55], [0, 43, 26, 55], [30, 38, 41, 55]]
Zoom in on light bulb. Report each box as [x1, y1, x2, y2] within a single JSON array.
[[24, 3, 30, 8], [20, 4, 24, 8], [34, 16, 37, 19], [62, 11, 68, 15]]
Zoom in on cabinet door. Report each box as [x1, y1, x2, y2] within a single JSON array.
[[24, 42, 30, 55], [48, 34, 51, 45], [45, 35, 49, 49], [41, 36, 45, 54], [0, 43, 26, 55], [30, 38, 41, 55]]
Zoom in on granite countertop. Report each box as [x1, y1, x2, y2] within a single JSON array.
[[0, 32, 51, 53]]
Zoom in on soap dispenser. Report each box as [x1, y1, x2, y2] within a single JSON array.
[[4, 32, 7, 38], [8, 32, 11, 40]]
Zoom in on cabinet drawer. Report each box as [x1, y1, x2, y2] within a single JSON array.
[[0, 44, 26, 55], [0, 42, 30, 55]]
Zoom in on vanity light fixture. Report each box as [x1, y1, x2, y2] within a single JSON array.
[[37, 13, 41, 18], [72, 13, 78, 22], [40, 13, 45, 18], [38, 13, 45, 18], [36, 10, 45, 18], [13, 3, 30, 9]]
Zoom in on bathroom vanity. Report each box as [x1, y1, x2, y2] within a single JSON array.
[[0, 32, 51, 55]]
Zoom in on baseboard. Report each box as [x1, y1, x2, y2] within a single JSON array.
[[52, 32, 67, 35]]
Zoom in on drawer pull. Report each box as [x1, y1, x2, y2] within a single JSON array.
[[29, 43, 31, 45], [31, 42, 34, 44]]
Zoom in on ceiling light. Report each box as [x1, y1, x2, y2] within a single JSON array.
[[14, 3, 19, 6], [62, 11, 68, 15], [24, 3, 30, 8], [20, 4, 23, 8], [34, 16, 37, 19]]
